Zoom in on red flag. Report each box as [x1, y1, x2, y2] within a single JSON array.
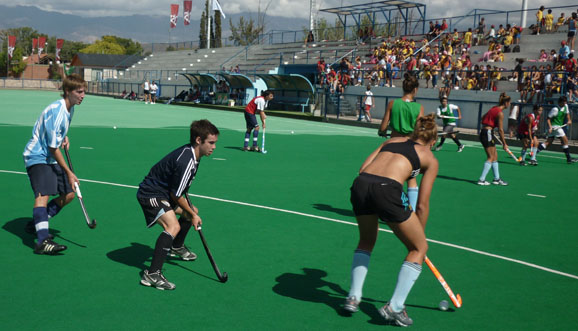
[[8, 35, 16, 60], [38, 36, 46, 55], [56, 39, 64, 61], [183, 0, 192, 26], [170, 4, 179, 28], [32, 38, 38, 54]]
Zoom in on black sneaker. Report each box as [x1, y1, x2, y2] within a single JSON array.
[[492, 178, 509, 186], [379, 303, 413, 327], [34, 238, 67, 255], [519, 160, 526, 166], [529, 159, 538, 166], [568, 158, 578, 164], [140, 270, 176, 290]]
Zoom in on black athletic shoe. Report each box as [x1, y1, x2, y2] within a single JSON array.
[[568, 158, 578, 164], [34, 238, 67, 255]]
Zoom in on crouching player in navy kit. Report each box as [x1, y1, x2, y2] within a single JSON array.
[[243, 90, 273, 151], [23, 74, 86, 255], [137, 119, 219, 290]]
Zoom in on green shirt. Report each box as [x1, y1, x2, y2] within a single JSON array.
[[437, 104, 458, 126], [549, 105, 568, 126], [390, 99, 422, 134]]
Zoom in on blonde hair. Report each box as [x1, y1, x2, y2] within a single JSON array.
[[410, 113, 438, 143]]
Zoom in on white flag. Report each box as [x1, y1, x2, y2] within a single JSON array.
[[212, 0, 226, 19]]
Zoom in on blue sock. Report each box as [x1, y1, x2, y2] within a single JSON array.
[[480, 161, 492, 181], [390, 261, 422, 312], [491, 161, 500, 180], [47, 200, 62, 218], [407, 187, 418, 211], [33, 207, 50, 243], [252, 130, 259, 147], [530, 147, 537, 161], [520, 149, 527, 161], [348, 249, 371, 300], [244, 132, 250, 148]]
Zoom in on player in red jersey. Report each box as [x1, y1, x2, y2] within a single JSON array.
[[517, 105, 542, 166], [243, 90, 274, 152], [477, 93, 510, 186]]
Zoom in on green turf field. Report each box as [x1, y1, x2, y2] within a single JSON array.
[[1, 90, 577, 330]]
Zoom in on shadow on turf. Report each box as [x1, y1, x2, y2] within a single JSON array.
[[106, 242, 217, 282], [2, 217, 86, 251], [312, 204, 354, 217], [272, 268, 388, 323], [437, 175, 478, 185]]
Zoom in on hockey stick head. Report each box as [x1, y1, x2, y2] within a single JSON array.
[[219, 272, 229, 283], [88, 220, 97, 229]]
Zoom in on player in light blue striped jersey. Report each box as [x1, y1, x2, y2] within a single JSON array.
[[22, 74, 86, 254]]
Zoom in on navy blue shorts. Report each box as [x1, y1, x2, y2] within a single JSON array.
[[350, 173, 412, 223], [137, 194, 176, 228], [244, 112, 258, 129], [26, 163, 73, 198]]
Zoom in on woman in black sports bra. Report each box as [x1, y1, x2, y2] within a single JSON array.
[[343, 114, 439, 326]]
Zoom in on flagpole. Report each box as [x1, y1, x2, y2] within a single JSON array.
[[207, 0, 212, 49]]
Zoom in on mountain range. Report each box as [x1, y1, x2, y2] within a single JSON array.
[[0, 5, 309, 44]]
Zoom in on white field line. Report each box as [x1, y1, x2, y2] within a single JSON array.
[[1, 169, 576, 280], [527, 194, 547, 198]]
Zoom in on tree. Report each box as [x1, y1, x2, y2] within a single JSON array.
[[229, 17, 263, 46], [199, 0, 209, 48], [214, 11, 222, 48], [103, 35, 142, 55]]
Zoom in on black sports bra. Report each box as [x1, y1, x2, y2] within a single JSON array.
[[380, 140, 421, 178]]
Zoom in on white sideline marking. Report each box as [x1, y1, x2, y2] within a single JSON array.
[[1, 169, 577, 280], [527, 194, 546, 198], [212, 158, 227, 161], [79, 147, 94, 150]]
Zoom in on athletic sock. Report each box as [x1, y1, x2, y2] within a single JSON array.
[[438, 137, 446, 147], [46, 200, 62, 218], [407, 187, 418, 211], [530, 147, 537, 161], [563, 146, 571, 161], [348, 249, 371, 300], [537, 143, 546, 154], [244, 132, 250, 148], [149, 231, 174, 273], [480, 161, 492, 181], [520, 149, 527, 161], [491, 161, 500, 179], [390, 261, 422, 312], [172, 216, 192, 248], [451, 137, 462, 146], [252, 130, 259, 147], [33, 207, 50, 244]]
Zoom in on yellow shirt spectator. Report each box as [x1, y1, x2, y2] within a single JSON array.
[[503, 34, 513, 46], [464, 31, 472, 45]]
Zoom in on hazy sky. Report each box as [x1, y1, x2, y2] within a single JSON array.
[[0, 0, 576, 20]]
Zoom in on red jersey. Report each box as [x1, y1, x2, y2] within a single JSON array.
[[245, 96, 266, 115], [518, 113, 540, 135], [481, 106, 503, 128]]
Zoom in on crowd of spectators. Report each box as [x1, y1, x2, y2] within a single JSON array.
[[316, 7, 578, 104]]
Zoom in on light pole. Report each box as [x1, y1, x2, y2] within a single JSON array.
[[521, 0, 528, 28]]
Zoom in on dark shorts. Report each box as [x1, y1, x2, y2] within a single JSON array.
[[508, 118, 517, 127], [479, 128, 496, 148], [137, 195, 176, 228], [568, 30, 576, 38], [144, 90, 150, 95], [517, 132, 530, 140], [350, 173, 412, 223], [244, 112, 258, 129], [26, 163, 73, 198]]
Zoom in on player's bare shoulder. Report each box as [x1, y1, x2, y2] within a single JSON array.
[[415, 143, 438, 171]]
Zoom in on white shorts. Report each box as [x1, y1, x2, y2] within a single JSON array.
[[548, 127, 566, 138]]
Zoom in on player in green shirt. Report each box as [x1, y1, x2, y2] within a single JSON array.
[[434, 96, 464, 152], [536, 96, 577, 164]]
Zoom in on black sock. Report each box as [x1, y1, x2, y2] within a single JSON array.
[[438, 137, 446, 147], [172, 216, 192, 248], [563, 147, 571, 160], [149, 231, 174, 273], [452, 137, 462, 146]]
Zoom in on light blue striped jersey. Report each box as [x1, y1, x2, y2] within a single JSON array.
[[23, 99, 74, 168]]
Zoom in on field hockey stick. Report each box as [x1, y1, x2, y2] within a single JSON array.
[[438, 130, 460, 136], [261, 128, 268, 154], [551, 123, 568, 131], [425, 256, 462, 308], [185, 195, 228, 283], [64, 149, 97, 229], [493, 133, 521, 162]]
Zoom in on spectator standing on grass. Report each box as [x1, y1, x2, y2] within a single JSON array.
[[150, 81, 158, 104], [362, 85, 374, 122], [143, 79, 151, 104]]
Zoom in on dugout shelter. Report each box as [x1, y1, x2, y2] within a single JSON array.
[[254, 74, 315, 112]]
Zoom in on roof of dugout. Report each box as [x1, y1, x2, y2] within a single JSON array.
[[254, 74, 315, 96], [319, 0, 427, 36], [179, 73, 254, 89]]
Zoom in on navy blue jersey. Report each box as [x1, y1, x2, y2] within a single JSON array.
[[137, 144, 199, 200]]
